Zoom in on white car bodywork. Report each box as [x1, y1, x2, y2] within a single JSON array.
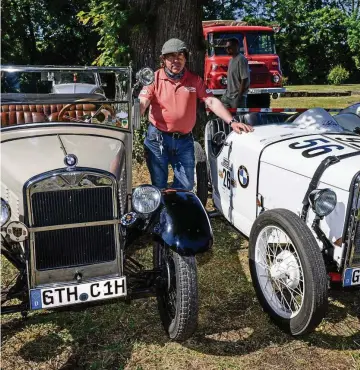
[[50, 72, 105, 95], [205, 108, 360, 276]]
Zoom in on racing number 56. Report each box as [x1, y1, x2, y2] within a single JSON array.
[[289, 138, 344, 158]]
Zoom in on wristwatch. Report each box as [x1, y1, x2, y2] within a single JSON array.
[[228, 117, 239, 125]]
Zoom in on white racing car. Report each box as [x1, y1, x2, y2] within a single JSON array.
[[197, 104, 360, 336]]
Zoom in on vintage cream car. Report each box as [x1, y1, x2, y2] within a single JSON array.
[[0, 65, 213, 342], [201, 106, 360, 336]]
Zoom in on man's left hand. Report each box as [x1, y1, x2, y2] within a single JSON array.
[[231, 122, 254, 134]]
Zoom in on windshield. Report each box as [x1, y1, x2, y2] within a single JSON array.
[[208, 32, 244, 56], [246, 32, 276, 55], [1, 67, 132, 127]]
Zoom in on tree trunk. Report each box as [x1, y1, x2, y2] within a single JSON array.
[[125, 0, 208, 140], [126, 0, 206, 76]]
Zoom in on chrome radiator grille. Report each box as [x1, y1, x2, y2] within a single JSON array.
[[352, 222, 360, 266], [32, 187, 113, 226], [27, 171, 119, 271], [35, 225, 116, 270], [346, 173, 360, 267]]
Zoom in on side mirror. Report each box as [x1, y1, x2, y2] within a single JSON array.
[[136, 68, 154, 86]]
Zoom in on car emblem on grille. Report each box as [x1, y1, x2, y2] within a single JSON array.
[[64, 154, 78, 169]]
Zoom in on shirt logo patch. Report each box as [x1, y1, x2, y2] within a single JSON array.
[[184, 87, 196, 92], [206, 89, 212, 94]]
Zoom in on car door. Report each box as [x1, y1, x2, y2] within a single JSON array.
[[226, 133, 260, 237]]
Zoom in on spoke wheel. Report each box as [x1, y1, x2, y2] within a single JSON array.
[[255, 226, 304, 319], [249, 209, 328, 335]]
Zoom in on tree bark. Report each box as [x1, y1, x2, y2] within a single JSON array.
[[126, 0, 206, 76]]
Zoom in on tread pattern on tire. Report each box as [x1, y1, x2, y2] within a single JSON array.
[[155, 244, 199, 342], [172, 253, 198, 341]]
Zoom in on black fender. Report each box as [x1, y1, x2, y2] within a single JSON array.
[[150, 190, 213, 255]]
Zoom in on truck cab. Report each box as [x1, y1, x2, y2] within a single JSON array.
[[203, 20, 286, 108]]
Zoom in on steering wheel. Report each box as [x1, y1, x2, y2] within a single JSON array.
[[212, 131, 226, 146], [57, 101, 116, 122]]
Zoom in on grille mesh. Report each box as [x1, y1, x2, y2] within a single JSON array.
[[35, 225, 116, 270], [31, 187, 113, 226], [29, 179, 117, 270]]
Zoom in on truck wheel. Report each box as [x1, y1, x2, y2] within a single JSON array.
[[249, 209, 328, 336], [154, 243, 198, 341], [194, 141, 208, 207]]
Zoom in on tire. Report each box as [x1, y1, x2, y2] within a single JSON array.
[[194, 141, 208, 207], [248, 209, 328, 336], [248, 94, 271, 108], [154, 243, 198, 341]]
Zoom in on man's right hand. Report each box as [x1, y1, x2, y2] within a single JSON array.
[[230, 121, 253, 134]]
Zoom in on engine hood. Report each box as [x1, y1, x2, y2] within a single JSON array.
[[52, 83, 102, 94], [256, 127, 360, 191], [1, 123, 131, 216]]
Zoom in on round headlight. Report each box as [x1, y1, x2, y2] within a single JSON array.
[[132, 185, 161, 214], [1, 198, 11, 227], [220, 76, 227, 86], [272, 74, 280, 83], [309, 189, 337, 217]]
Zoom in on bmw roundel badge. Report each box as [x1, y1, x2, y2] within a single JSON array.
[[64, 154, 78, 168], [238, 165, 249, 188]]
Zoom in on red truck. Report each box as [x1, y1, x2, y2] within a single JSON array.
[[203, 20, 285, 108]]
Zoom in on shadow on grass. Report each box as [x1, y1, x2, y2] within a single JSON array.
[[182, 219, 360, 357], [1, 218, 359, 369]]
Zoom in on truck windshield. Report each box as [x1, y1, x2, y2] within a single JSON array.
[[246, 32, 276, 55], [208, 32, 244, 56]]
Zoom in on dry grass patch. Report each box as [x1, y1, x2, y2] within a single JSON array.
[[1, 165, 359, 370]]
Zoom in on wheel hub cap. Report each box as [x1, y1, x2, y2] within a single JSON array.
[[270, 250, 300, 289]]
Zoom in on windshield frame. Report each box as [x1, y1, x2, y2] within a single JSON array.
[[1, 65, 133, 130], [207, 32, 245, 57]]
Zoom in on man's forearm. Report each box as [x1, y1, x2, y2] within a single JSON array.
[[139, 97, 151, 116], [205, 97, 233, 123], [239, 78, 248, 97]]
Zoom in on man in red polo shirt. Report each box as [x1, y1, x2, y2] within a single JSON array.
[[139, 38, 253, 190]]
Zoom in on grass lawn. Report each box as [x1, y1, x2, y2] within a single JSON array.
[[285, 84, 360, 93], [272, 94, 360, 109], [2, 164, 359, 370]]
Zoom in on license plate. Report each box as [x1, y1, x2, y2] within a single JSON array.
[[30, 277, 127, 310], [343, 268, 360, 287]]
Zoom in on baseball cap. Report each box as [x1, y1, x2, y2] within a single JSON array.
[[161, 38, 188, 55]]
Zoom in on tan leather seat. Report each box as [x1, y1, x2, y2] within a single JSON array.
[[1, 103, 98, 127], [1, 105, 48, 126]]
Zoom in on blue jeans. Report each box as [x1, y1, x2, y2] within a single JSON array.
[[144, 124, 195, 190]]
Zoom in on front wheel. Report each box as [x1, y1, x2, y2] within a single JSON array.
[[154, 243, 198, 341], [249, 209, 328, 336]]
